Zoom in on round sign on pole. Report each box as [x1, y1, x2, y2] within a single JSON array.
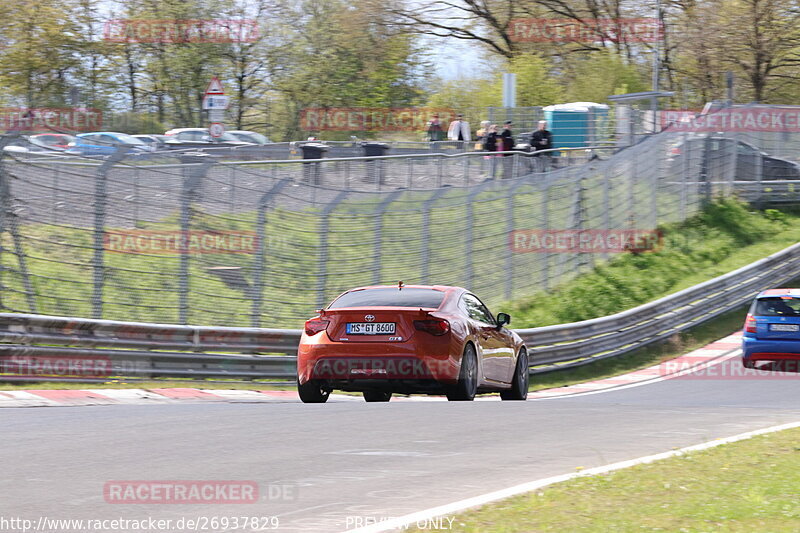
[[209, 122, 225, 138]]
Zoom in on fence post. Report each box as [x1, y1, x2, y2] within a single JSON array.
[[680, 132, 689, 220], [372, 190, 404, 285], [9, 215, 37, 313], [251, 178, 292, 327], [602, 163, 611, 264], [700, 137, 712, 206], [505, 177, 534, 300], [178, 153, 214, 325], [541, 179, 550, 292], [651, 141, 660, 229], [464, 180, 495, 290], [316, 190, 350, 310], [421, 188, 448, 285], [574, 177, 590, 272], [92, 147, 128, 319], [0, 137, 15, 311], [754, 145, 764, 209]]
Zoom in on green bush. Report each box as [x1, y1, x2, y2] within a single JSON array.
[[505, 199, 799, 327]]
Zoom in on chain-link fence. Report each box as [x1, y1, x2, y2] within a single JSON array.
[[2, 121, 797, 329]]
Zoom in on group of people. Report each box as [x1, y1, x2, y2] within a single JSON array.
[[426, 114, 553, 156]]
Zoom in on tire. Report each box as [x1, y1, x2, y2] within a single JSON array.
[[742, 358, 755, 369], [501, 348, 529, 401], [363, 390, 392, 402], [446, 343, 478, 401], [298, 378, 330, 403]]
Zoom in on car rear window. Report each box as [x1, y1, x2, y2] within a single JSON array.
[[754, 297, 800, 316], [328, 288, 445, 309]]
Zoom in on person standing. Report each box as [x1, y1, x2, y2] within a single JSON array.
[[483, 124, 498, 153], [447, 114, 471, 148], [500, 120, 514, 155], [426, 114, 444, 142], [474, 120, 490, 150], [531, 120, 553, 170]]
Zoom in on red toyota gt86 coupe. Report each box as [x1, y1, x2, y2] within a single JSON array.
[[297, 284, 528, 403]]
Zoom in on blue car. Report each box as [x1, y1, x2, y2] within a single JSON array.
[[742, 289, 800, 370], [67, 132, 153, 157]]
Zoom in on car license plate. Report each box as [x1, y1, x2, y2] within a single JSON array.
[[346, 322, 395, 335], [770, 324, 799, 332]]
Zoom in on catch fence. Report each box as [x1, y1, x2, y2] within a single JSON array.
[[0, 124, 796, 329]]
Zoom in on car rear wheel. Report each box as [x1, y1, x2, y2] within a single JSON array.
[[501, 348, 529, 401], [363, 390, 392, 402], [447, 344, 478, 401], [298, 378, 330, 403]]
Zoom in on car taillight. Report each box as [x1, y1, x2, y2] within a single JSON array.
[[414, 319, 450, 336], [304, 318, 329, 336], [744, 314, 757, 333]]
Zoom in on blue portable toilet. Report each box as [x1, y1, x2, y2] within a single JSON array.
[[542, 102, 610, 149]]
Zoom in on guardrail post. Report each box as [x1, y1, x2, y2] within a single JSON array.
[[251, 178, 292, 327], [92, 147, 128, 319], [178, 153, 214, 325], [316, 190, 350, 310]]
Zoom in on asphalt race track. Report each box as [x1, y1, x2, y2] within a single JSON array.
[[2, 356, 797, 533]]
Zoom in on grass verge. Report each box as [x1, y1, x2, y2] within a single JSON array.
[[505, 200, 800, 327], [411, 426, 800, 532]]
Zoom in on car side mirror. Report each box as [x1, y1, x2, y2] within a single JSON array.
[[496, 312, 511, 328]]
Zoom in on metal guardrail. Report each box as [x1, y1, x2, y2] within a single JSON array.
[[1, 242, 799, 383]]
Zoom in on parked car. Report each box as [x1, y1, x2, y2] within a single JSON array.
[[2, 138, 53, 154], [163, 128, 251, 145], [742, 289, 800, 371], [131, 134, 171, 150], [227, 130, 271, 145], [297, 284, 528, 403], [29, 133, 77, 151], [66, 132, 154, 157], [668, 136, 800, 180]]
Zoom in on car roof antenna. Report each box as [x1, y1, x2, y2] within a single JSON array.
[[398, 280, 404, 290]]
